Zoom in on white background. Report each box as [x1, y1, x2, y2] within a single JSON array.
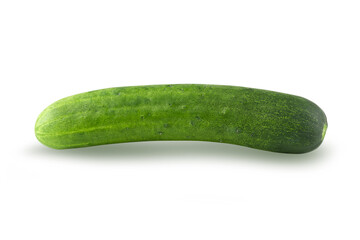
[[0, 0, 359, 239]]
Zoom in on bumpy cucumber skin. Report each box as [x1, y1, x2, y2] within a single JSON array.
[[35, 84, 327, 153]]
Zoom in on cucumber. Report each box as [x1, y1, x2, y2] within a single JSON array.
[[35, 84, 327, 153]]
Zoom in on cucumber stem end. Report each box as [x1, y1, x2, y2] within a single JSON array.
[[321, 123, 327, 141]]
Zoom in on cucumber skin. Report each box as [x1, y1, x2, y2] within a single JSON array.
[[35, 84, 327, 153]]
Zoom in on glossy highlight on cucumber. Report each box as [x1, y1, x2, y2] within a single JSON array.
[[35, 84, 327, 153]]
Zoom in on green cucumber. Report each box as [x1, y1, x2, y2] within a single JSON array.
[[35, 84, 327, 153]]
